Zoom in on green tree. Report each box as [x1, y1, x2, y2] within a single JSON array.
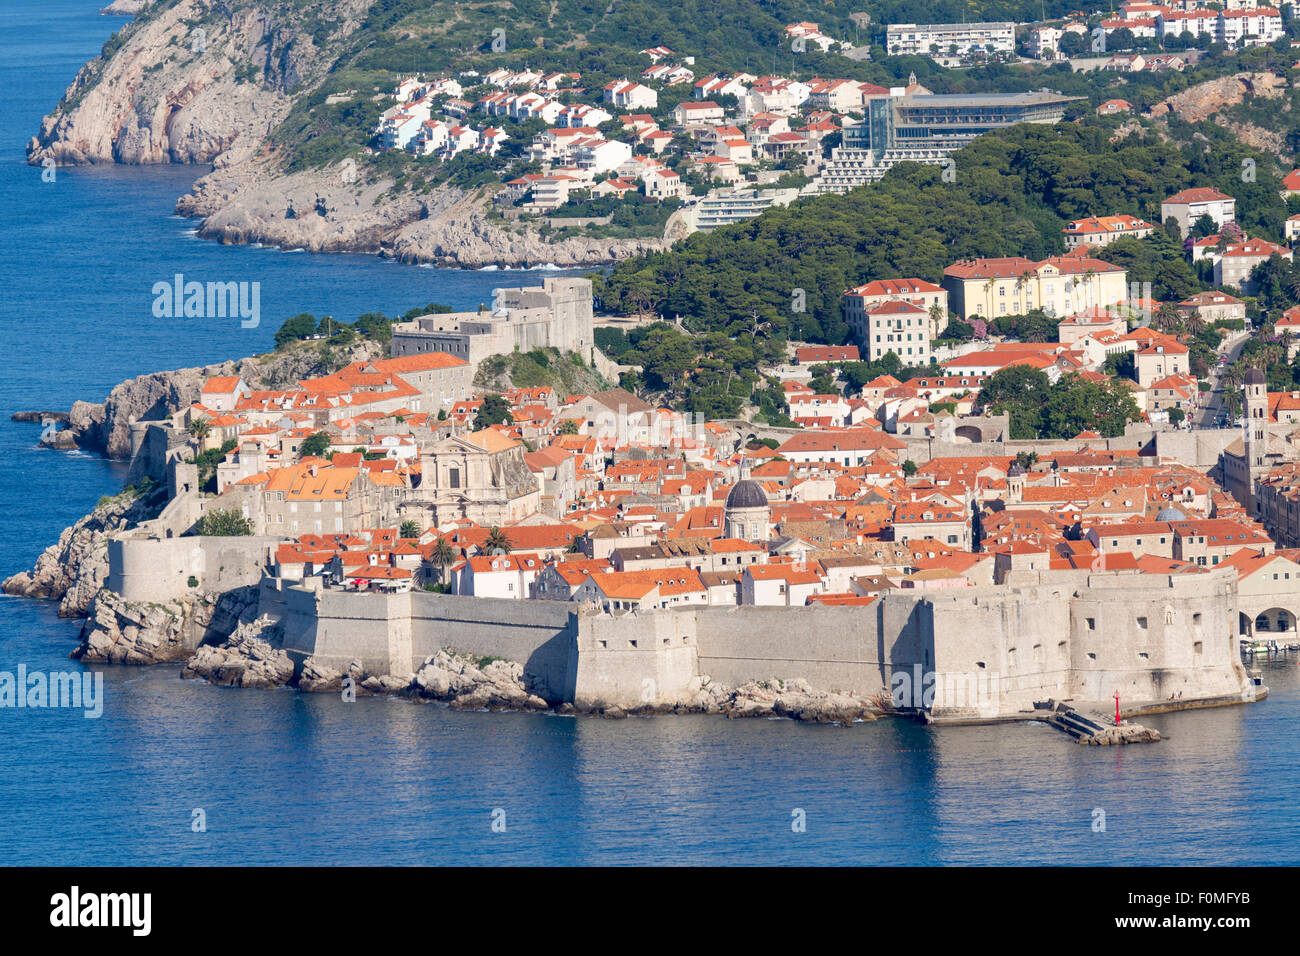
[[274, 313, 318, 348], [1042, 375, 1142, 439], [299, 431, 331, 459], [475, 394, 513, 429], [400, 519, 421, 539], [558, 418, 580, 435], [353, 312, 392, 342], [483, 526, 512, 555], [428, 536, 456, 584], [195, 509, 253, 536]]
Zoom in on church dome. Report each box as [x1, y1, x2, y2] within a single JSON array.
[[725, 479, 769, 509], [1156, 506, 1187, 522], [1245, 367, 1265, 386]]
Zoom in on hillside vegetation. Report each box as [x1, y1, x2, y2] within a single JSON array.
[[598, 113, 1293, 344]]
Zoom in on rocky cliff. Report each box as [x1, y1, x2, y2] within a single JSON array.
[[74, 584, 260, 663], [30, 0, 369, 167], [101, 0, 149, 15], [1, 481, 166, 615], [181, 639, 888, 724], [1147, 71, 1290, 157], [32, 0, 673, 267]]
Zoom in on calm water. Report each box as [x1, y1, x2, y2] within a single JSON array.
[[1, 1, 1298, 866]]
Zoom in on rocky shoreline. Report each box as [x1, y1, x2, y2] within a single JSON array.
[[174, 160, 673, 269], [27, 0, 674, 269], [1, 481, 167, 615], [179, 636, 892, 725]]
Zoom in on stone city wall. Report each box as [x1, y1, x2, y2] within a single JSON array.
[[267, 569, 1251, 719]]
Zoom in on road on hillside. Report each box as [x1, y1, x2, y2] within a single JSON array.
[[1195, 328, 1251, 429]]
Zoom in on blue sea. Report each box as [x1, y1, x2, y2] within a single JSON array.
[[0, 1, 1298, 866]]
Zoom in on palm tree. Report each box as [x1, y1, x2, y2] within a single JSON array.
[[1154, 302, 1184, 335], [429, 536, 455, 584], [483, 526, 511, 555], [928, 301, 946, 338], [187, 418, 212, 450], [1285, 269, 1300, 305], [1184, 307, 1206, 336]]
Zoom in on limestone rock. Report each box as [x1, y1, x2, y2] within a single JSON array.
[[39, 428, 78, 450], [297, 658, 344, 693], [74, 590, 189, 664], [410, 650, 547, 710], [71, 585, 259, 664], [100, 0, 147, 15], [673, 677, 883, 725], [1081, 723, 1162, 745], [28, 0, 371, 169], [177, 162, 672, 268], [181, 616, 293, 688]]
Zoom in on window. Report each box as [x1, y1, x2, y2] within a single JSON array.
[[1137, 617, 1148, 629], [1086, 617, 1096, 630]]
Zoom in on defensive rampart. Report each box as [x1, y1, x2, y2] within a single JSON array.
[[271, 568, 1252, 721]]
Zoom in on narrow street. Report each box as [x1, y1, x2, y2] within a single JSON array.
[[1194, 328, 1251, 429]]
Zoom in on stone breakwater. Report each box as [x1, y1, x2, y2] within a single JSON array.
[[180, 639, 889, 725], [1078, 724, 1162, 745]]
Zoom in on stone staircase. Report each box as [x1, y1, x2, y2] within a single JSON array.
[[1038, 700, 1161, 745]]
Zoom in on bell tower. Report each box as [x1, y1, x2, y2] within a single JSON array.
[[1243, 366, 1267, 514]]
